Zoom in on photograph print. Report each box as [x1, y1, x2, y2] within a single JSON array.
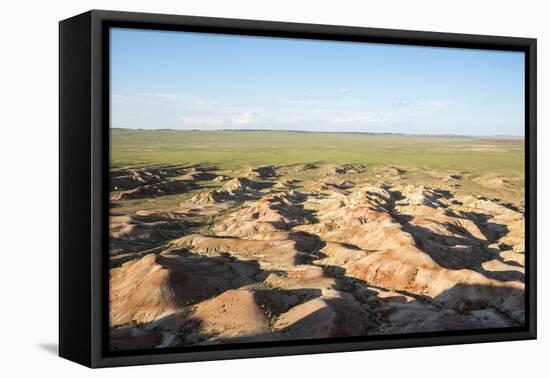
[[108, 28, 526, 351]]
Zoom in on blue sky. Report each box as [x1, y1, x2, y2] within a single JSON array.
[[110, 28, 525, 136]]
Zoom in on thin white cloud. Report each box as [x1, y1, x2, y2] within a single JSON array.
[[115, 92, 394, 131], [425, 100, 454, 107], [332, 115, 389, 124], [180, 111, 261, 127], [392, 98, 409, 107], [153, 93, 180, 99], [391, 98, 464, 108], [274, 98, 334, 107], [231, 111, 259, 125]]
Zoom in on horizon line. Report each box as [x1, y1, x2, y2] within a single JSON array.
[[110, 127, 525, 139]]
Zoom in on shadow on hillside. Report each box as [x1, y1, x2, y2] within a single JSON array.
[[389, 189, 524, 283]]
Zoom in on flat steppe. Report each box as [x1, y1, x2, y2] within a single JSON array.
[[109, 129, 525, 350]]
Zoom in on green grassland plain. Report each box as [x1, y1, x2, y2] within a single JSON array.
[[110, 129, 525, 213]]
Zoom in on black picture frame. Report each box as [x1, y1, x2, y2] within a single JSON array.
[[59, 9, 537, 368]]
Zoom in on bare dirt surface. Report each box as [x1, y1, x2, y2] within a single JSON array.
[[109, 163, 525, 350]]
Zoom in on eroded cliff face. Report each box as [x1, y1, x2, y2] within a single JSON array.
[[109, 164, 525, 350]]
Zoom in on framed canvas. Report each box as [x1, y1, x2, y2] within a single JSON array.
[[59, 10, 537, 368]]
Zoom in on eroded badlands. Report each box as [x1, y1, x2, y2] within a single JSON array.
[[109, 163, 525, 349]]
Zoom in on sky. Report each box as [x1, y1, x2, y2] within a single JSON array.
[[110, 27, 525, 136]]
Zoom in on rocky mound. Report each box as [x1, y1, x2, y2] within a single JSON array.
[[395, 185, 448, 208], [295, 187, 405, 251], [110, 253, 229, 326], [247, 165, 278, 179], [498, 218, 525, 264], [346, 249, 523, 320], [387, 166, 406, 176], [110, 166, 185, 191], [112, 180, 197, 201], [188, 189, 234, 204], [212, 193, 312, 238], [173, 234, 307, 269], [274, 179, 300, 189], [316, 242, 369, 266], [179, 171, 217, 181], [370, 292, 515, 334], [474, 174, 511, 188], [325, 164, 366, 175], [224, 177, 272, 192], [188, 289, 270, 342], [213, 175, 231, 182], [109, 214, 188, 255], [319, 180, 355, 191], [294, 163, 318, 171], [273, 297, 370, 339]]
